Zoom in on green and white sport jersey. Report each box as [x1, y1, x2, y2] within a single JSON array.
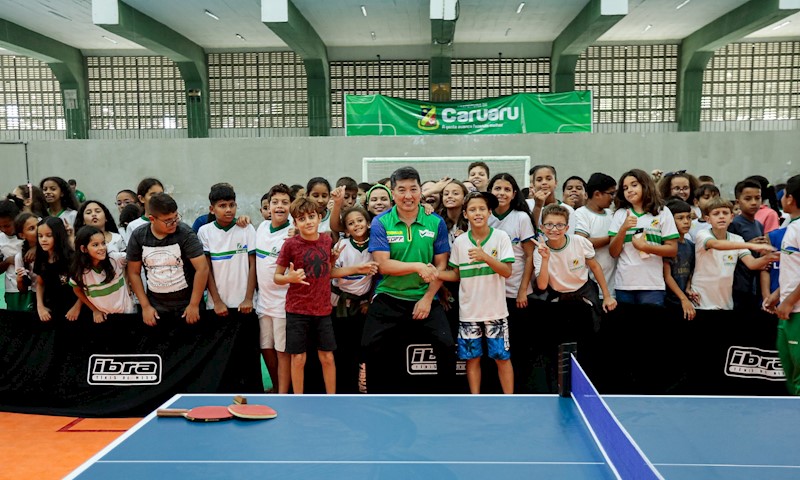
[[369, 206, 450, 301], [255, 221, 291, 318], [198, 220, 256, 309], [449, 228, 514, 322], [780, 217, 800, 313], [609, 207, 679, 291], [69, 252, 135, 314]]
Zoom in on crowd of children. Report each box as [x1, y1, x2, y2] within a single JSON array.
[[2, 164, 800, 395]]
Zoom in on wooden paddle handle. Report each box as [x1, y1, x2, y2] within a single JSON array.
[[157, 408, 189, 417]]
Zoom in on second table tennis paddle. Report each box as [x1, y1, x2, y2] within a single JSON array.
[[156, 406, 233, 422], [229, 395, 278, 420]]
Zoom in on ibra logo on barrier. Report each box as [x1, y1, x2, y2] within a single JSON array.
[[87, 354, 162, 386], [725, 346, 785, 381], [405, 344, 466, 375]]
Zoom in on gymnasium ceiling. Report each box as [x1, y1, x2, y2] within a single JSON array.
[[0, 0, 798, 60]]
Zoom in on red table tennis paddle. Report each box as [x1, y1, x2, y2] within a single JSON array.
[[228, 395, 278, 420], [156, 405, 233, 422]]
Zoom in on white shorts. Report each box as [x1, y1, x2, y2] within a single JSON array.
[[258, 314, 287, 352]]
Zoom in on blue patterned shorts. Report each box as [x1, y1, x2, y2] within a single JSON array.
[[457, 318, 510, 361]]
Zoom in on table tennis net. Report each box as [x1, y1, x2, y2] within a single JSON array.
[[566, 349, 664, 480]]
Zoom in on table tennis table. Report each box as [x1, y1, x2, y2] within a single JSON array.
[[66, 391, 799, 479]]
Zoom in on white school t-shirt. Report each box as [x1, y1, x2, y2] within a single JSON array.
[[779, 217, 800, 314], [69, 252, 135, 314], [332, 237, 374, 298], [687, 219, 711, 243], [198, 221, 256, 309], [609, 208, 679, 291], [449, 228, 515, 322], [573, 206, 616, 295], [489, 209, 535, 298], [124, 216, 149, 245], [52, 208, 77, 227], [318, 210, 332, 234], [533, 235, 596, 293], [107, 232, 126, 253], [255, 221, 291, 318], [693, 229, 751, 310], [0, 232, 23, 293]]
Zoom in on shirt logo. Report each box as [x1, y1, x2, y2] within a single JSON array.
[[387, 235, 405, 244], [651, 218, 660, 227], [419, 229, 435, 239]]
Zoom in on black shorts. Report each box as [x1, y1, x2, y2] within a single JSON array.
[[361, 294, 454, 349], [285, 312, 337, 354]]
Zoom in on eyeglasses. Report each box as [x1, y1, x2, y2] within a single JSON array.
[[671, 186, 691, 193], [153, 213, 181, 227], [542, 222, 567, 230], [601, 190, 617, 196]]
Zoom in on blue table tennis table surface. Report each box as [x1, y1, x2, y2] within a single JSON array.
[[66, 393, 800, 480]]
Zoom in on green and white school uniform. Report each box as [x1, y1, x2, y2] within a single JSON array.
[[198, 220, 256, 309], [69, 252, 135, 314]]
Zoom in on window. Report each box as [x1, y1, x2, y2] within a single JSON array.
[[451, 58, 549, 100], [0, 55, 65, 130], [209, 52, 307, 129], [702, 42, 800, 122], [576, 45, 678, 123], [88, 56, 186, 130]]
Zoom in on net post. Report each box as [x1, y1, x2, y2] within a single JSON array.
[[558, 342, 577, 397]]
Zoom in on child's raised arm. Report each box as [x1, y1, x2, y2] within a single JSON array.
[[328, 186, 346, 233], [331, 261, 379, 279], [741, 251, 779, 272], [274, 262, 310, 286]]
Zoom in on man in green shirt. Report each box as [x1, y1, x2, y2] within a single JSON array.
[[363, 166, 454, 393], [69, 179, 85, 203]]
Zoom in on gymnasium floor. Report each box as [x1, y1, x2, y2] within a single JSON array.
[[0, 274, 130, 478], [0, 412, 138, 480]]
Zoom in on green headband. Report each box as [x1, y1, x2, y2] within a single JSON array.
[[366, 183, 393, 201]]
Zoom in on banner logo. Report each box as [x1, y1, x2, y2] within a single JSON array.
[[405, 344, 466, 375], [88, 354, 162, 386], [724, 346, 784, 381], [406, 344, 437, 374], [418, 106, 439, 130]]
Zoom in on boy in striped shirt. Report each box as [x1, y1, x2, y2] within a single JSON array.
[[439, 191, 515, 394], [198, 184, 256, 316]]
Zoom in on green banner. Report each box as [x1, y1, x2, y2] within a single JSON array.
[[345, 92, 592, 136]]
